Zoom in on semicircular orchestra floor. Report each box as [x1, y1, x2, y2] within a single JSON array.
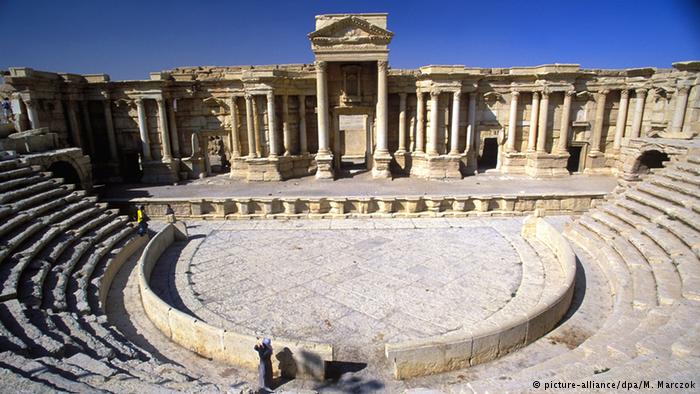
[[151, 217, 554, 363]]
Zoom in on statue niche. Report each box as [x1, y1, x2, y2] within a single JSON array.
[[341, 65, 362, 105]]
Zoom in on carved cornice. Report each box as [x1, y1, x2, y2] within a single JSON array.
[[378, 60, 389, 72], [308, 16, 394, 47]]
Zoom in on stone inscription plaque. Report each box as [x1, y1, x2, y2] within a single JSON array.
[[339, 115, 365, 131]]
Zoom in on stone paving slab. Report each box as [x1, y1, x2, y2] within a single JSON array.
[[151, 217, 548, 363]]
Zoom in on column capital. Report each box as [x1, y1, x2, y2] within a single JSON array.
[[399, 92, 407, 99], [635, 88, 648, 97], [511, 90, 520, 97], [266, 91, 274, 101], [452, 91, 461, 100], [620, 89, 629, 99], [430, 90, 440, 98], [244, 93, 254, 101], [541, 89, 550, 98], [155, 97, 165, 105], [100, 90, 111, 100], [565, 89, 576, 97], [677, 85, 690, 94], [599, 89, 610, 96], [23, 99, 35, 108], [377, 60, 389, 71], [134, 97, 144, 106], [532, 91, 540, 100], [315, 61, 327, 72], [468, 91, 477, 99]]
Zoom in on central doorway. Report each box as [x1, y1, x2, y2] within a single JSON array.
[[333, 110, 373, 177]]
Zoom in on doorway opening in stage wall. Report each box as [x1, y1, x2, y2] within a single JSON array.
[[337, 114, 369, 177], [478, 137, 499, 172], [567, 143, 586, 173]]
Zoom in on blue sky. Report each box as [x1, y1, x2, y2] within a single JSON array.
[[1, 0, 698, 81]]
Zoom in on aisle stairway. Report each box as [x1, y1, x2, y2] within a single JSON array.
[[460, 155, 700, 392], [0, 152, 225, 392]]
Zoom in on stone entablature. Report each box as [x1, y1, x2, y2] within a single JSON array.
[[3, 13, 698, 183]]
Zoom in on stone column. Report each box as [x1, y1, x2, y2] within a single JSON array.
[[253, 96, 262, 156], [590, 89, 609, 154], [315, 61, 330, 155], [135, 98, 152, 161], [101, 96, 118, 161], [298, 95, 308, 154], [507, 90, 519, 152], [24, 99, 40, 129], [670, 86, 690, 134], [80, 100, 95, 155], [630, 89, 647, 138], [428, 90, 440, 156], [67, 100, 82, 148], [527, 92, 540, 152], [415, 91, 425, 153], [244, 94, 256, 158], [282, 94, 292, 155], [229, 96, 240, 157], [449, 91, 461, 155], [557, 90, 574, 153], [466, 92, 477, 154], [266, 91, 278, 157], [375, 60, 389, 154], [613, 89, 629, 151], [156, 98, 172, 161], [166, 99, 180, 158], [537, 90, 549, 153], [397, 92, 407, 153]]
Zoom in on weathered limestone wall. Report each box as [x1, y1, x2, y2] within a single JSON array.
[[4, 61, 698, 183]]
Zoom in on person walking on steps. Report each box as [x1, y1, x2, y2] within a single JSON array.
[[254, 337, 273, 392], [1, 98, 12, 124], [137, 205, 149, 236]]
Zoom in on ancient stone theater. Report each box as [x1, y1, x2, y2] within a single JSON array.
[[0, 13, 698, 393]]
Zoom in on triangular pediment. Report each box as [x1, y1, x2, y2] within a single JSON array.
[[308, 16, 393, 43]]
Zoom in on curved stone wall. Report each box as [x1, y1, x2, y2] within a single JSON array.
[[384, 215, 577, 379], [137, 223, 334, 380]]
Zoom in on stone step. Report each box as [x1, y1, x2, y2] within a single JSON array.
[[0, 312, 29, 353], [660, 170, 700, 188], [637, 183, 699, 212], [46, 311, 116, 360], [0, 158, 23, 172], [636, 301, 700, 357], [599, 203, 646, 229], [0, 299, 66, 357], [626, 189, 700, 233], [672, 253, 700, 301], [671, 320, 700, 358], [0, 179, 59, 204], [0, 212, 29, 239], [6, 186, 72, 213], [45, 209, 112, 263], [0, 174, 47, 194], [0, 166, 33, 182], [0, 351, 107, 393], [676, 161, 700, 176], [0, 221, 45, 267], [649, 176, 699, 199], [652, 215, 700, 255]]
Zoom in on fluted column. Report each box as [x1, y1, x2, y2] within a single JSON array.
[[428, 90, 440, 156], [135, 98, 152, 161], [315, 61, 331, 155], [80, 100, 95, 155], [24, 99, 40, 129], [298, 95, 308, 154], [156, 98, 172, 161], [101, 96, 118, 161], [630, 89, 647, 138], [167, 99, 180, 158], [465, 92, 477, 154], [670, 86, 690, 134], [244, 94, 256, 158], [67, 100, 82, 148], [415, 92, 425, 153], [397, 92, 407, 153], [252, 96, 262, 156], [506, 91, 519, 152], [449, 91, 461, 155], [527, 92, 540, 152], [537, 90, 549, 153], [613, 90, 629, 151], [282, 95, 291, 155], [229, 96, 240, 157], [557, 90, 574, 153], [266, 91, 278, 157], [375, 60, 389, 154]]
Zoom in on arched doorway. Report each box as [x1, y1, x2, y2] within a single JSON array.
[[634, 149, 670, 176], [48, 161, 82, 189]]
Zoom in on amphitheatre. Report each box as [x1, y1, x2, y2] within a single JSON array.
[[0, 11, 699, 393]]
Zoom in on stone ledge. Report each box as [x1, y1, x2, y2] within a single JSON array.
[[137, 223, 333, 380], [384, 216, 577, 379]]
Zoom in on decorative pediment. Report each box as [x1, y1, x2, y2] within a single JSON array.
[[308, 16, 393, 47]]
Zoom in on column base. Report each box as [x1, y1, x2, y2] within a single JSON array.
[[500, 151, 528, 175], [141, 159, 180, 183], [461, 148, 477, 176], [315, 153, 335, 180], [372, 151, 392, 179], [410, 153, 462, 180], [525, 152, 570, 178], [181, 156, 206, 179], [246, 156, 283, 181], [657, 130, 694, 140], [583, 151, 613, 175], [393, 150, 411, 175], [229, 156, 248, 179]]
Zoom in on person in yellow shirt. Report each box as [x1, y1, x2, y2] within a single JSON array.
[[137, 205, 148, 236]]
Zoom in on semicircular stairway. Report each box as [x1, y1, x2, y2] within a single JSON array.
[[445, 154, 700, 392], [0, 151, 226, 392]]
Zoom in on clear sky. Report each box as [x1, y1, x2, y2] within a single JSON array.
[[1, 0, 699, 81]]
